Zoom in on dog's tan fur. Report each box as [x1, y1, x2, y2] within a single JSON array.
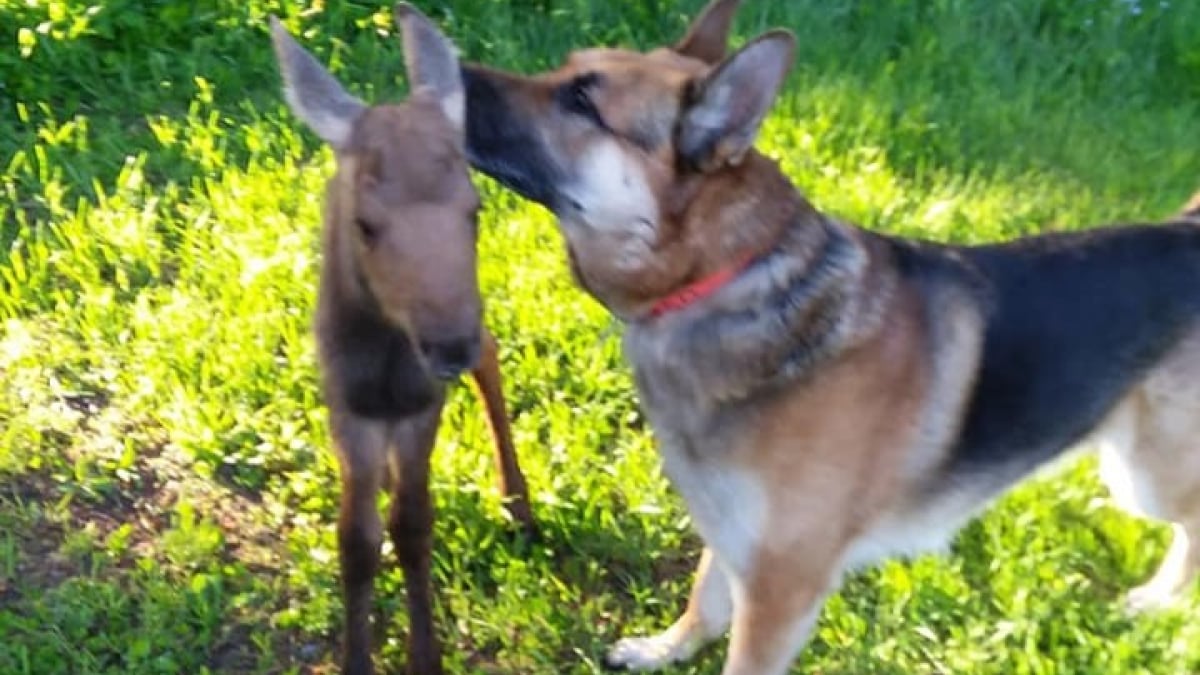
[[1097, 332, 1200, 610], [617, 221, 992, 673], [462, 2, 1200, 672]]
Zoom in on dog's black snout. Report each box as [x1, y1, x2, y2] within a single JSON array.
[[421, 336, 480, 381]]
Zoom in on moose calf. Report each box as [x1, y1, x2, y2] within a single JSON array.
[[270, 6, 534, 673]]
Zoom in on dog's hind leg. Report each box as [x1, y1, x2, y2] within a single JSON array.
[[388, 405, 446, 675], [1098, 336, 1200, 611], [1126, 521, 1200, 611], [605, 547, 733, 670], [332, 413, 389, 675], [471, 328, 535, 531], [1098, 405, 1200, 611]]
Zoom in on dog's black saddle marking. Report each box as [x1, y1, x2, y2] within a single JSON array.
[[896, 222, 1200, 492]]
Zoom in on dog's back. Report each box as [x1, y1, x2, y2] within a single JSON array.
[[896, 221, 1200, 496]]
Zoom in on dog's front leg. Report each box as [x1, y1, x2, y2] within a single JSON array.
[[605, 547, 733, 670], [720, 590, 825, 675], [718, 549, 839, 675]]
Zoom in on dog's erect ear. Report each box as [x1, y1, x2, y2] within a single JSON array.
[[269, 16, 365, 149], [677, 30, 795, 171], [673, 0, 743, 65], [395, 3, 464, 131]]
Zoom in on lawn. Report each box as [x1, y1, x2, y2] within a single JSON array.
[[2, 0, 1199, 673]]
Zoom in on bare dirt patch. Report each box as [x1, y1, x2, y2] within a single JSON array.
[[0, 443, 337, 673]]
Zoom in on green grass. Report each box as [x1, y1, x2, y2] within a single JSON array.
[[2, 0, 1200, 672]]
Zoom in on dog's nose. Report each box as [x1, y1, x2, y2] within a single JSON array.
[[421, 337, 480, 381]]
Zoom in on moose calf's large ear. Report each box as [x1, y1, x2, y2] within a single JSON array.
[[677, 30, 795, 172], [269, 16, 365, 149], [673, 0, 744, 65], [395, 3, 465, 132]]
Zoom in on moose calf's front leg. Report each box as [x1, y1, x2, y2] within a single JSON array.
[[333, 415, 389, 675], [389, 407, 445, 675]]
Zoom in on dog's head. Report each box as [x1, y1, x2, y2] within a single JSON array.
[[463, 0, 798, 319]]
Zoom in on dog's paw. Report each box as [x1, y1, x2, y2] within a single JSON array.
[[603, 635, 685, 672]]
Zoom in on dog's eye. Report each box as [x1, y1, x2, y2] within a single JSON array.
[[560, 74, 605, 126], [568, 82, 596, 115]]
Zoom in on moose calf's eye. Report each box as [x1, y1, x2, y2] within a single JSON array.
[[354, 217, 379, 243]]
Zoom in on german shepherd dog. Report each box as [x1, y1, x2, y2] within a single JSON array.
[[461, 0, 1200, 672]]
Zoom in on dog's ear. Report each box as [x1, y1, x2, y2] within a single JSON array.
[[269, 16, 366, 149], [673, 0, 743, 65], [677, 30, 795, 171], [395, 3, 465, 132]]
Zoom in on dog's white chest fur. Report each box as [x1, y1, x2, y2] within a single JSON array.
[[627, 325, 769, 577], [655, 430, 768, 575]]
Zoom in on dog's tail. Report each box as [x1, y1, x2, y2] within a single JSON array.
[[1180, 189, 1200, 220]]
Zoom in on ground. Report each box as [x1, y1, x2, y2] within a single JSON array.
[[2, 0, 1200, 673]]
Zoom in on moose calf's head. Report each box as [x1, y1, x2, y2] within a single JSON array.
[[272, 5, 483, 416]]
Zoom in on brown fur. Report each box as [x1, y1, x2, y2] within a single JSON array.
[[342, 102, 482, 336], [271, 10, 533, 675]]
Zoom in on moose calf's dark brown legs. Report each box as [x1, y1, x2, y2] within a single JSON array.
[[388, 408, 445, 675], [333, 414, 389, 675]]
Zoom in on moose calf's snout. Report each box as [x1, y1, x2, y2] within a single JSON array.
[[421, 335, 481, 380]]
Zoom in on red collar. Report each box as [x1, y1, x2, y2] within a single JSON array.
[[646, 253, 755, 319]]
